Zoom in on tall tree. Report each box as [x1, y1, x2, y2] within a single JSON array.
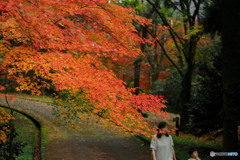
[[133, 1, 156, 94], [222, 0, 240, 151], [145, 0, 204, 130], [120, 0, 174, 92], [204, 0, 239, 151]]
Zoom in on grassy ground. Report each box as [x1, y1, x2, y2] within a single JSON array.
[[172, 135, 222, 160], [2, 109, 36, 160], [11, 94, 53, 104]]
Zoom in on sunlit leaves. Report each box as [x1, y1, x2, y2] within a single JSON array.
[[0, 0, 168, 138]]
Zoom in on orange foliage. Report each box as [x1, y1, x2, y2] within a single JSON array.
[[0, 0, 168, 138], [0, 107, 12, 144]]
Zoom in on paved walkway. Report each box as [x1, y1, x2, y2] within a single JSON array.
[[0, 97, 151, 160]]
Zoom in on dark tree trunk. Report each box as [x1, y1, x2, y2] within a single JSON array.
[[222, 0, 240, 151], [177, 35, 198, 131], [134, 2, 157, 95], [151, 68, 159, 85], [134, 57, 142, 95], [150, 47, 164, 86], [177, 62, 193, 131]]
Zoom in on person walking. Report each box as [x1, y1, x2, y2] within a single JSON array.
[[150, 122, 177, 160]]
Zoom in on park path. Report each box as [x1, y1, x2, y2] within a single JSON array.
[[0, 97, 151, 160]]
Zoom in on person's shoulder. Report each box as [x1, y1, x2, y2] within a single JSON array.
[[151, 134, 157, 140], [169, 134, 173, 138], [152, 134, 157, 138]]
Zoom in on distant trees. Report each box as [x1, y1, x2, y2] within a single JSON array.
[[137, 0, 205, 130]]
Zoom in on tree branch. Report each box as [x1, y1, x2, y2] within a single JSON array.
[[146, 0, 185, 57], [141, 25, 184, 76]]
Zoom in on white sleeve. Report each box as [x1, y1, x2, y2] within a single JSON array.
[[150, 135, 157, 150], [170, 135, 174, 146]]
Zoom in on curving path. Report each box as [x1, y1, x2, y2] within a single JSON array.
[[0, 97, 151, 160]]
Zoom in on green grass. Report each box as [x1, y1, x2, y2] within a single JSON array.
[[40, 125, 48, 159], [13, 111, 36, 160], [173, 135, 221, 149], [172, 135, 222, 160]]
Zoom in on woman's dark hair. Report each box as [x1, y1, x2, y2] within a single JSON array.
[[188, 147, 197, 156], [157, 121, 169, 138]]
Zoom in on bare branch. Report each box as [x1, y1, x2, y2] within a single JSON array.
[[146, 0, 185, 56], [141, 25, 184, 76]]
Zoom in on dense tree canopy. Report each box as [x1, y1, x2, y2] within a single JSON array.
[[0, 0, 172, 140]]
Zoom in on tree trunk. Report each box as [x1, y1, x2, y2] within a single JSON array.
[[151, 67, 159, 86], [222, 0, 240, 151], [150, 50, 164, 86], [177, 62, 193, 131], [177, 33, 198, 131], [134, 57, 142, 95]]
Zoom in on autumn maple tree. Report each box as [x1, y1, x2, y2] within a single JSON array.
[[0, 0, 172, 141]]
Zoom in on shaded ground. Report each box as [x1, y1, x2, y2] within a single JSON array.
[[0, 97, 151, 160]]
